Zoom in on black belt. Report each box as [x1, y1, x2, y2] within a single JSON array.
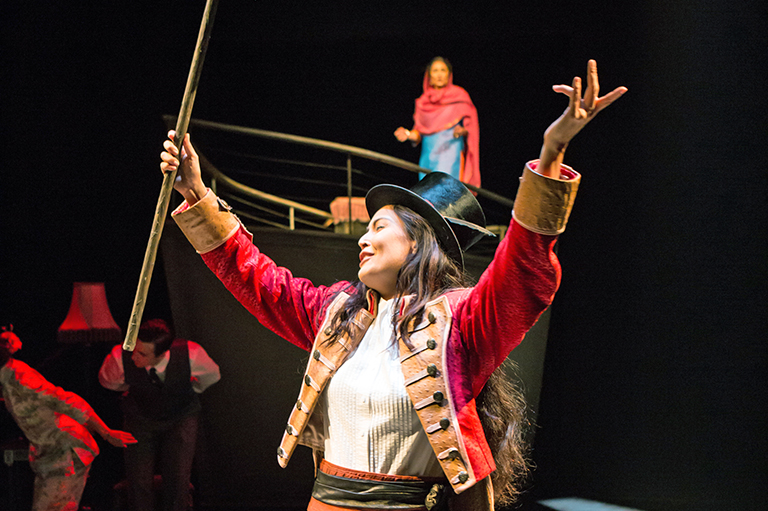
[[312, 469, 452, 510]]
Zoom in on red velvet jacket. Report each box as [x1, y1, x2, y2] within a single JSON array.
[[173, 160, 579, 497], [199, 217, 561, 492]]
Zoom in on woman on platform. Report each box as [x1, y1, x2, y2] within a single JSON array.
[[394, 57, 480, 188], [161, 60, 625, 511]]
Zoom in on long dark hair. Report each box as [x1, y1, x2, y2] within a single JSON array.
[[324, 205, 531, 506], [391, 205, 465, 343], [477, 361, 533, 507], [324, 205, 464, 344]]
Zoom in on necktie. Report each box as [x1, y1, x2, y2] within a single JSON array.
[[149, 368, 163, 387]]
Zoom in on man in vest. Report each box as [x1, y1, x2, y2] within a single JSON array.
[[99, 319, 220, 511]]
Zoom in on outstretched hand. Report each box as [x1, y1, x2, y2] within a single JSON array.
[[160, 130, 207, 205], [538, 60, 627, 177], [101, 428, 138, 448], [394, 126, 410, 142], [394, 126, 420, 143]]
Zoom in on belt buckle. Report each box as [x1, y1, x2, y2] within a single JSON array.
[[425, 483, 448, 510]]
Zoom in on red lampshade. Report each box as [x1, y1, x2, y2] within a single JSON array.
[[57, 282, 121, 344]]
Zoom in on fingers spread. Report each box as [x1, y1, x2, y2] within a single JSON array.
[[584, 60, 599, 111], [570, 76, 582, 118], [594, 86, 628, 113]]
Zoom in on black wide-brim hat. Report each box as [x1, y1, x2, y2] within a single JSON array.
[[365, 172, 495, 270]]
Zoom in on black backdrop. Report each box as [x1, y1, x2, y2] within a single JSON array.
[[1, 1, 766, 510]]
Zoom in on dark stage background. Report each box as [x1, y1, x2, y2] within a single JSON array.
[[1, 1, 766, 510]]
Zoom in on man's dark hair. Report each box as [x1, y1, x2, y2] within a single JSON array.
[[137, 319, 174, 356]]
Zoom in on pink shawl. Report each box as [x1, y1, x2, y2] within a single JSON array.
[[412, 71, 480, 188]]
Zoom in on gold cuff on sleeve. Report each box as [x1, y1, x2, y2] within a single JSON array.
[[512, 160, 581, 235], [171, 190, 244, 253]]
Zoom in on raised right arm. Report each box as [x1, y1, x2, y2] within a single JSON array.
[[161, 132, 342, 349]]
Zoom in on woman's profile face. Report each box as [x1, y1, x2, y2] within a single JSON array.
[[358, 206, 415, 299], [429, 60, 450, 89]]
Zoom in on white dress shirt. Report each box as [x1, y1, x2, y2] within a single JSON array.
[[321, 297, 442, 476], [99, 341, 220, 393]]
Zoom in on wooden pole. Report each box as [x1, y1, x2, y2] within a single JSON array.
[[123, 0, 220, 351]]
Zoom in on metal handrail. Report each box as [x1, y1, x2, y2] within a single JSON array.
[[165, 116, 515, 210], [197, 150, 334, 222]]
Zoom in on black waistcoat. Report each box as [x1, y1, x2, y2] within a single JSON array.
[[122, 339, 201, 421]]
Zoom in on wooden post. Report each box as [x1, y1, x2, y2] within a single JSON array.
[[123, 0, 220, 351]]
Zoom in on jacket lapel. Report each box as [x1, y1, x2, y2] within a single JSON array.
[[398, 295, 476, 493], [277, 290, 377, 467]]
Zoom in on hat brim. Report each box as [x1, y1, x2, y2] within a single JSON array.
[[365, 183, 464, 269]]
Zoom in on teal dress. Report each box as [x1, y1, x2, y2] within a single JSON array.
[[418, 121, 464, 181]]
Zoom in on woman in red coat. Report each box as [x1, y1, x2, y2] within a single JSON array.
[[161, 60, 625, 511]]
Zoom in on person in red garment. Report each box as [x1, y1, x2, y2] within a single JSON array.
[[394, 57, 481, 188], [0, 327, 136, 511], [160, 60, 626, 510]]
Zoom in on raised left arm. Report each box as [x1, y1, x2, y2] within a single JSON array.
[[538, 60, 627, 177]]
